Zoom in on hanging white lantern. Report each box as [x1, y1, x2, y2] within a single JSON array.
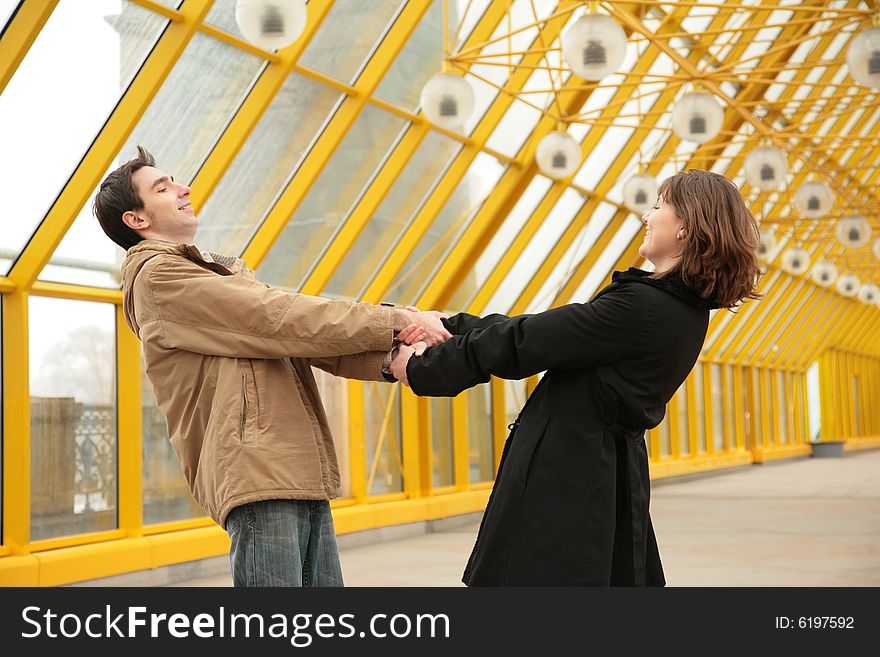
[[235, 0, 307, 51], [872, 237, 880, 260], [811, 261, 838, 287], [744, 145, 788, 190], [671, 92, 724, 144], [793, 180, 834, 219], [845, 26, 880, 89], [756, 229, 777, 260], [836, 274, 860, 297], [420, 72, 475, 130], [623, 174, 658, 213], [857, 283, 880, 304], [781, 247, 810, 275], [561, 14, 628, 80], [536, 130, 581, 179], [835, 216, 871, 249]]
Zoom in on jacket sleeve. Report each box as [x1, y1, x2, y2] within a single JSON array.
[[309, 352, 388, 382], [441, 312, 514, 335], [140, 258, 394, 359], [408, 285, 643, 397]]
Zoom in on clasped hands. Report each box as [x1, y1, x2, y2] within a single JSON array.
[[392, 305, 451, 386]]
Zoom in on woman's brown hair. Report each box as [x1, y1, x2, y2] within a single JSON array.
[[656, 169, 763, 310]]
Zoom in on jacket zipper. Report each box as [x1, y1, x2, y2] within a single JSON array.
[[240, 373, 248, 441]]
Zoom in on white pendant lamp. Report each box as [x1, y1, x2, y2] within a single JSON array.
[[835, 216, 871, 249], [836, 274, 860, 297], [420, 72, 476, 130], [744, 144, 788, 190], [781, 247, 810, 275], [623, 173, 658, 213], [811, 262, 838, 287], [561, 13, 628, 80], [536, 130, 582, 179], [235, 0, 307, 51], [793, 180, 834, 219], [756, 229, 777, 260], [671, 92, 724, 144], [845, 25, 880, 89], [857, 283, 880, 304]]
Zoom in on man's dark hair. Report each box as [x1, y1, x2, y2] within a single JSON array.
[[92, 145, 155, 250]]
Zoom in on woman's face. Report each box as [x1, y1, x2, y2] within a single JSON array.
[[638, 193, 685, 273]]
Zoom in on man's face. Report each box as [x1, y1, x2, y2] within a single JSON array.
[[124, 165, 198, 244]]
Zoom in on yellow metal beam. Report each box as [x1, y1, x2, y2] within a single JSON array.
[[117, 305, 143, 537], [2, 291, 29, 553]]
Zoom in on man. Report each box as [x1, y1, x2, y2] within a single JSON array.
[[93, 146, 450, 587]]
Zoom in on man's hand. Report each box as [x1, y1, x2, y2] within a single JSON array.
[[389, 341, 428, 386], [396, 323, 427, 345], [394, 306, 451, 346]]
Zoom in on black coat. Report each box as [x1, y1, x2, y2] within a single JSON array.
[[406, 267, 720, 586]]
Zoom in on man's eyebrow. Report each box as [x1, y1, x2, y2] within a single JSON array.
[[151, 175, 174, 189]]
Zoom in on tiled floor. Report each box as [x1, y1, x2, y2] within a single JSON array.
[[173, 448, 880, 586]]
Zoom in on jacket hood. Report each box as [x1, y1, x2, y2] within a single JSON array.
[[611, 267, 721, 310]]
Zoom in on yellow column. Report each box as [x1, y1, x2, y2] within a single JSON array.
[[117, 306, 143, 537]]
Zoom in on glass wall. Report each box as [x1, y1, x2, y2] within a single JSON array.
[[431, 397, 454, 487], [467, 384, 494, 483], [676, 383, 689, 457], [363, 382, 403, 496], [711, 363, 725, 452], [29, 297, 117, 541], [693, 365, 706, 454]]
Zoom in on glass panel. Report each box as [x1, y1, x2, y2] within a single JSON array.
[[196, 73, 342, 256], [257, 104, 408, 290], [777, 370, 788, 444], [431, 397, 454, 487], [142, 346, 204, 525], [322, 129, 462, 299], [566, 215, 642, 304], [765, 369, 775, 445], [203, 0, 241, 35], [467, 383, 493, 483], [676, 383, 689, 457], [0, 301, 2, 542], [0, 0, 168, 275], [29, 298, 117, 541], [694, 364, 706, 454], [372, 0, 460, 111], [711, 363, 725, 452], [483, 188, 585, 315], [364, 381, 403, 496], [2, 0, 20, 32], [659, 405, 671, 458], [384, 152, 506, 305], [299, 0, 404, 83], [751, 368, 762, 448], [806, 361, 821, 441], [524, 202, 618, 314], [447, 175, 552, 313], [313, 368, 351, 498], [39, 29, 265, 287]]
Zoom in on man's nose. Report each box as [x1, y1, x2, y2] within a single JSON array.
[[180, 185, 191, 197]]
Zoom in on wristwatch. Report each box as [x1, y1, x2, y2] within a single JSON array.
[[381, 341, 400, 382]]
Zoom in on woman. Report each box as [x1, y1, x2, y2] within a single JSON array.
[[389, 169, 762, 586]]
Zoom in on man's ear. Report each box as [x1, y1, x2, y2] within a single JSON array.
[[122, 210, 148, 232]]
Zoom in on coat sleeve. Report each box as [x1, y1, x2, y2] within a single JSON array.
[[408, 285, 643, 397], [441, 312, 515, 335], [140, 258, 394, 359], [309, 352, 388, 382]]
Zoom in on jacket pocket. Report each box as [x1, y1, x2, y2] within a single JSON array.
[[239, 373, 248, 442], [239, 365, 259, 443]]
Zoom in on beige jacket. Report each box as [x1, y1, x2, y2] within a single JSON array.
[[121, 240, 394, 527]]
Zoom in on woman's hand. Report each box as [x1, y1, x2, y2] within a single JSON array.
[[389, 341, 428, 386]]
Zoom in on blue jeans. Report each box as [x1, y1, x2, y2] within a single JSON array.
[[225, 499, 344, 587]]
